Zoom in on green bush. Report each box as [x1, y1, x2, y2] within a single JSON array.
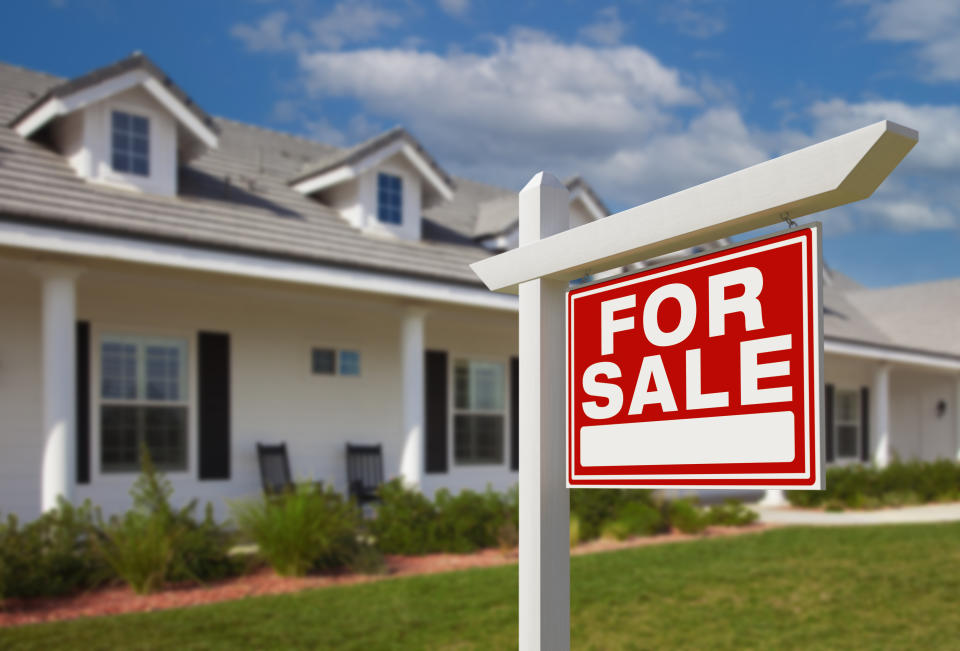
[[569, 489, 658, 542], [232, 483, 361, 576], [432, 488, 511, 553], [786, 460, 960, 509], [569, 514, 582, 548], [610, 502, 664, 539], [707, 499, 759, 527], [369, 479, 438, 555], [0, 499, 109, 599], [668, 498, 708, 534], [97, 448, 240, 593]]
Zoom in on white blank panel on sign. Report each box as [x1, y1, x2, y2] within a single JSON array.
[[580, 411, 795, 467]]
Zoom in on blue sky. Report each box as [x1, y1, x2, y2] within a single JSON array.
[[3, 0, 960, 287]]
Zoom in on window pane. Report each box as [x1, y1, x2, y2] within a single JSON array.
[[339, 350, 361, 376], [101, 340, 137, 399], [131, 115, 148, 135], [143, 406, 187, 470], [470, 361, 504, 411], [454, 360, 470, 409], [312, 348, 335, 375], [377, 173, 403, 224], [837, 424, 859, 458], [837, 391, 858, 422], [454, 414, 504, 464], [132, 136, 148, 155], [112, 111, 129, 131], [132, 156, 149, 176], [101, 405, 139, 471], [112, 152, 130, 172], [146, 344, 182, 401]]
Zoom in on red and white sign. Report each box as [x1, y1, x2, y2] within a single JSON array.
[[567, 226, 822, 489]]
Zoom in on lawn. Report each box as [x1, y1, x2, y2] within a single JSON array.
[[4, 523, 960, 650]]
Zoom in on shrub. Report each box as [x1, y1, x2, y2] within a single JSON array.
[[370, 479, 438, 555], [97, 448, 240, 593], [0, 499, 109, 599], [610, 502, 664, 539], [232, 483, 360, 576], [569, 514, 582, 548], [569, 490, 657, 542], [707, 499, 758, 527], [785, 460, 960, 509], [431, 488, 511, 553], [668, 498, 707, 534]]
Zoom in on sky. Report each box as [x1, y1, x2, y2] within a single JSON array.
[[3, 0, 960, 287]]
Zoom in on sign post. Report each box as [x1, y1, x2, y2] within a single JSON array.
[[472, 120, 917, 651]]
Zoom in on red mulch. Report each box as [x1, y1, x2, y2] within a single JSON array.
[[0, 524, 768, 627]]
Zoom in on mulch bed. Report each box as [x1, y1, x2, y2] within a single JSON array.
[[0, 524, 768, 627]]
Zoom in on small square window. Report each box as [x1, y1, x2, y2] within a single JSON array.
[[339, 350, 361, 376], [312, 348, 336, 375], [376, 173, 403, 225]]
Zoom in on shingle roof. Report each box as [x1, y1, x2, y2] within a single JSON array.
[[9, 53, 219, 136], [0, 60, 492, 286], [846, 278, 960, 357], [290, 125, 455, 194]]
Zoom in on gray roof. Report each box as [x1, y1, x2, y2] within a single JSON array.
[[0, 60, 493, 286], [290, 125, 455, 193], [846, 278, 960, 357], [10, 53, 219, 136]]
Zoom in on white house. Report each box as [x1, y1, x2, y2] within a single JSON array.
[[0, 54, 958, 520]]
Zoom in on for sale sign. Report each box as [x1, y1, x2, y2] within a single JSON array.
[[567, 226, 822, 489]]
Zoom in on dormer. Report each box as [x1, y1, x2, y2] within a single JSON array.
[[291, 127, 455, 241], [477, 176, 610, 251], [9, 53, 218, 197]]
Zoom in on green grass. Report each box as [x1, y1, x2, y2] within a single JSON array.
[[4, 523, 960, 650]]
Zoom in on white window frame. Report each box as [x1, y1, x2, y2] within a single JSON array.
[[376, 171, 403, 225], [308, 345, 363, 378], [109, 109, 151, 177], [90, 324, 195, 478], [450, 355, 509, 467], [834, 388, 861, 461], [94, 97, 172, 195]]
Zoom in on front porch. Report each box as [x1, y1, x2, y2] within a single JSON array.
[[0, 254, 519, 521]]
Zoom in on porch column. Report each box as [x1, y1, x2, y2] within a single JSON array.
[[399, 307, 426, 489], [39, 267, 79, 511], [873, 363, 891, 468]]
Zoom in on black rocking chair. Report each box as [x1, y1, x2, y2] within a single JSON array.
[[257, 442, 294, 495], [346, 443, 384, 505]]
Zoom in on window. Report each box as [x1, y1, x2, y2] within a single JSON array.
[[100, 335, 187, 472], [339, 350, 361, 376], [835, 389, 860, 459], [312, 348, 336, 375], [111, 111, 150, 176], [453, 359, 506, 465], [377, 173, 403, 225]]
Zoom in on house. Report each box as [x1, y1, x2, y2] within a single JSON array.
[[0, 54, 957, 521]]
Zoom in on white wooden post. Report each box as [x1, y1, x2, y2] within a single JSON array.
[[518, 172, 570, 651], [873, 363, 891, 468], [40, 267, 79, 512], [399, 307, 426, 488]]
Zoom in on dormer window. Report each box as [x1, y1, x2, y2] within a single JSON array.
[[111, 111, 150, 176], [377, 172, 403, 225]]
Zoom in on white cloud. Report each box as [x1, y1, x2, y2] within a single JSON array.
[[659, 0, 726, 39], [437, 0, 469, 17], [230, 1, 402, 53], [861, 0, 960, 81], [579, 6, 627, 46]]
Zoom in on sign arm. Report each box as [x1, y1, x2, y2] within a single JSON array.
[[471, 120, 917, 293]]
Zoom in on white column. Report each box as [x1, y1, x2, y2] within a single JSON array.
[[873, 363, 891, 468], [518, 172, 570, 651], [40, 268, 78, 512], [759, 489, 788, 506], [399, 307, 426, 489]]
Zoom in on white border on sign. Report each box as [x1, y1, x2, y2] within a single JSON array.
[[567, 227, 822, 488]]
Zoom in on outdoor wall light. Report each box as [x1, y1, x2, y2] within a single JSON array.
[[936, 399, 947, 419]]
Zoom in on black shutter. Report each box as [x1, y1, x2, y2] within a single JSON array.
[[76, 321, 90, 485], [825, 384, 835, 463], [198, 332, 231, 480], [425, 350, 448, 473], [510, 356, 519, 471], [860, 386, 870, 463]]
